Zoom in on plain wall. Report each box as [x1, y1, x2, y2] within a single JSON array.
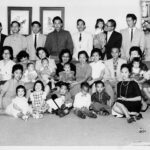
[[0, 0, 142, 35]]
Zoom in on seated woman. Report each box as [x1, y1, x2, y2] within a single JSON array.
[[70, 51, 92, 97], [16, 50, 31, 71], [0, 64, 24, 109], [35, 47, 56, 77], [112, 64, 142, 123], [0, 46, 15, 85], [56, 49, 76, 77]]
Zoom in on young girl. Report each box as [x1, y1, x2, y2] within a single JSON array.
[[22, 62, 38, 83], [47, 82, 73, 117], [89, 48, 105, 92], [5, 85, 32, 120], [130, 57, 146, 83], [59, 63, 75, 84], [73, 82, 97, 119], [0, 64, 24, 109], [30, 80, 49, 119]]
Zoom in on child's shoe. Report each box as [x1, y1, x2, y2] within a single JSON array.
[[77, 110, 86, 119], [22, 115, 29, 121], [87, 111, 97, 118]]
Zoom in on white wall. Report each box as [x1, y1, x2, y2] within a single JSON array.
[[0, 0, 141, 35]]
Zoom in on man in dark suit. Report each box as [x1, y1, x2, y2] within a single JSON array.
[[104, 19, 122, 60], [0, 22, 7, 59]]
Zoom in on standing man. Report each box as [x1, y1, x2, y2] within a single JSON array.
[[104, 19, 122, 60], [72, 19, 93, 60], [45, 16, 73, 56], [26, 21, 46, 60], [3, 21, 27, 58], [120, 14, 145, 60], [0, 22, 7, 59]]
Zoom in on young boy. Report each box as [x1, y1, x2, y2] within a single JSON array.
[[47, 82, 73, 117], [90, 80, 111, 115], [73, 82, 97, 119]]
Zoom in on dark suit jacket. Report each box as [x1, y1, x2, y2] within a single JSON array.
[[0, 33, 7, 59], [105, 31, 122, 59]]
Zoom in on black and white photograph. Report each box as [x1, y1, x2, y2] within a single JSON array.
[[0, 0, 150, 149]]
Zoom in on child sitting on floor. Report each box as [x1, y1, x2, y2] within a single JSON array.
[[73, 82, 97, 119], [47, 82, 73, 117], [59, 63, 75, 84], [29, 80, 49, 119], [5, 85, 32, 121], [90, 80, 111, 115]]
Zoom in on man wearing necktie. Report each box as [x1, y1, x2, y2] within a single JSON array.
[[120, 14, 145, 60], [72, 19, 93, 60], [26, 21, 46, 61]]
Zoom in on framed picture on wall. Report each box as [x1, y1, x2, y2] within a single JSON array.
[[8, 7, 32, 35], [40, 7, 65, 34]]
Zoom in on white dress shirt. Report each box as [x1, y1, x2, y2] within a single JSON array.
[[73, 92, 91, 109], [72, 31, 93, 60], [107, 31, 113, 42]]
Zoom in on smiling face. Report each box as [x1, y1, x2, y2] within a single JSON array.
[[35, 82, 42, 92], [126, 17, 136, 28], [62, 53, 70, 63], [77, 21, 85, 32], [79, 53, 87, 64], [17, 88, 25, 97], [111, 48, 120, 60], [64, 64, 71, 72], [32, 24, 41, 34], [81, 86, 89, 95], [60, 85, 67, 95], [130, 51, 139, 61], [3, 49, 11, 60], [92, 52, 100, 62], [38, 50, 46, 59], [96, 83, 104, 93], [53, 19, 63, 32], [13, 69, 23, 81], [11, 22, 20, 34], [133, 61, 140, 69], [121, 67, 130, 81]]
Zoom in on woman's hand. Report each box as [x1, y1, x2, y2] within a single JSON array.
[[118, 96, 127, 101], [70, 81, 78, 87]]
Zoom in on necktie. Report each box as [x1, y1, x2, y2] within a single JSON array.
[[79, 33, 82, 42], [131, 29, 133, 42], [34, 34, 37, 49]]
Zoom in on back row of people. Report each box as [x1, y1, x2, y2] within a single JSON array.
[[0, 13, 148, 61]]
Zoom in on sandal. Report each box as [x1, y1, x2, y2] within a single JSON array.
[[127, 117, 136, 123], [135, 113, 143, 120]]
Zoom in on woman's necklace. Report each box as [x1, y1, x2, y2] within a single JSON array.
[[119, 81, 130, 98]]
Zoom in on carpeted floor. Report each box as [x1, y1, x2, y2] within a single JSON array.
[[0, 108, 150, 146]]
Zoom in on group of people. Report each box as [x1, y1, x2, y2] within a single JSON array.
[[0, 13, 150, 123]]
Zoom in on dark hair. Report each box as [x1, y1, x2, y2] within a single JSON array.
[[108, 19, 116, 29], [12, 64, 23, 74], [41, 57, 49, 63], [52, 16, 63, 24], [81, 82, 90, 90], [2, 46, 13, 60], [27, 62, 34, 68], [64, 62, 71, 68], [120, 63, 131, 73], [16, 85, 26, 97], [59, 49, 72, 63], [95, 18, 105, 29], [95, 80, 105, 87], [0, 22, 2, 27], [36, 47, 49, 59], [31, 21, 41, 27], [129, 46, 142, 58], [78, 50, 89, 62], [33, 80, 45, 92], [126, 13, 137, 21], [77, 19, 85, 26], [91, 48, 102, 59], [11, 21, 20, 27], [60, 82, 70, 91], [55, 81, 64, 88], [16, 51, 29, 62], [131, 57, 142, 68]]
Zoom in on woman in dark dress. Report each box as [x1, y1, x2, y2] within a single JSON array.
[[112, 64, 142, 123], [56, 49, 76, 76]]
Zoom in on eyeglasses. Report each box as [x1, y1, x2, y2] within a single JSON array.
[[105, 25, 112, 27]]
